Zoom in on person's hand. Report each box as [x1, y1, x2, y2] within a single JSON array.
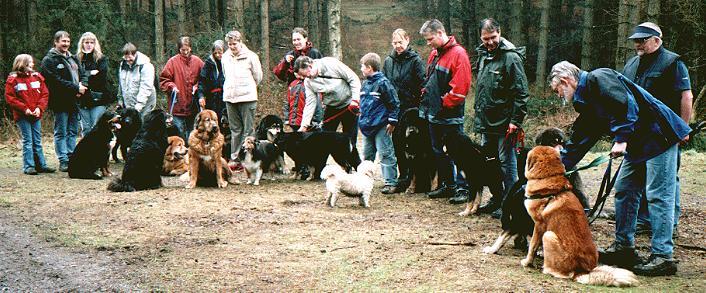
[[90, 70, 99, 76], [386, 124, 395, 135], [680, 134, 690, 146], [172, 87, 180, 94], [199, 98, 206, 108], [285, 55, 295, 63], [32, 108, 41, 117], [347, 100, 360, 115], [78, 84, 88, 94], [610, 141, 627, 158], [25, 108, 32, 116], [507, 123, 518, 134]]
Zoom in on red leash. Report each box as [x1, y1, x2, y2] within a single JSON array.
[[504, 127, 525, 154], [322, 107, 359, 124]]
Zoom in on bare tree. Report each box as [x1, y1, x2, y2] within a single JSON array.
[[260, 0, 270, 74], [615, 0, 630, 71], [327, 0, 342, 60], [203, 0, 212, 31], [229, 0, 245, 30], [177, 0, 186, 36], [509, 0, 524, 46], [154, 0, 165, 64], [307, 0, 320, 46], [581, 0, 594, 69], [294, 0, 304, 27], [318, 0, 329, 55], [462, 0, 476, 48], [535, 0, 551, 89]]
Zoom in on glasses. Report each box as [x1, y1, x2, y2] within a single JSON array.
[[633, 37, 653, 44]]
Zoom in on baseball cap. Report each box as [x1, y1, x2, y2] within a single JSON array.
[[628, 22, 663, 39]]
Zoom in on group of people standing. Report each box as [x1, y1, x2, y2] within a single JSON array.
[[3, 17, 693, 277]]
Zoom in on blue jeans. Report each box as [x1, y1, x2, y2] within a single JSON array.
[[17, 118, 49, 171], [362, 127, 398, 186], [636, 149, 681, 228], [428, 123, 466, 189], [480, 133, 519, 198], [614, 144, 678, 258], [172, 115, 194, 143], [53, 111, 79, 164], [79, 105, 107, 137]]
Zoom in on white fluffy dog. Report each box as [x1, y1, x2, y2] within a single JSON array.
[[320, 160, 376, 208]]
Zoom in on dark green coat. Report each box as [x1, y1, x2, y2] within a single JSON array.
[[473, 38, 529, 135]]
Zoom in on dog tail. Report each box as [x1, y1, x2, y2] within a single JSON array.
[[575, 265, 638, 287], [107, 177, 136, 192], [349, 143, 362, 171]]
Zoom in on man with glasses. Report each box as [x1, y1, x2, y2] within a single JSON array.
[[622, 22, 693, 244]]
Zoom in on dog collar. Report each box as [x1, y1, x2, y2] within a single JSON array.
[[524, 193, 558, 201]]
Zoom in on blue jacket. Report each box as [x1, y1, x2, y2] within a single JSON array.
[[358, 72, 400, 137], [561, 69, 691, 170]]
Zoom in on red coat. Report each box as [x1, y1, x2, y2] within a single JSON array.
[[159, 54, 204, 117], [5, 71, 50, 121]]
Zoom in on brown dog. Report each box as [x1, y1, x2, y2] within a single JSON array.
[[187, 110, 231, 188], [162, 136, 189, 176], [521, 146, 637, 287]]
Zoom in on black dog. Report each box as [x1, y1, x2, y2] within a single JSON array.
[[398, 108, 436, 193], [68, 111, 120, 179], [108, 109, 170, 192], [111, 107, 142, 163], [275, 131, 361, 180], [220, 108, 232, 160], [444, 132, 505, 215], [256, 114, 284, 142]]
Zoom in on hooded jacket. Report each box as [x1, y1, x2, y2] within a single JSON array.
[[118, 51, 157, 117], [473, 37, 529, 135], [222, 44, 263, 104], [160, 53, 204, 117], [40, 48, 88, 112], [382, 46, 425, 111], [4, 71, 50, 121], [358, 72, 400, 137], [561, 69, 691, 170], [419, 36, 472, 125], [272, 41, 323, 84]]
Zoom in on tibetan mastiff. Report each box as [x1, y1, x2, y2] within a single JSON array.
[[162, 136, 189, 176], [187, 109, 232, 188]]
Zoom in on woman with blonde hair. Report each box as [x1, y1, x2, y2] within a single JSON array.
[[76, 32, 114, 136], [5, 54, 55, 175]]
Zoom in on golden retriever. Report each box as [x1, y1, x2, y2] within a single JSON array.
[[162, 136, 189, 176], [521, 146, 637, 287], [187, 110, 231, 188]]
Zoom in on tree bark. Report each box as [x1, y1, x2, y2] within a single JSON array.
[[294, 0, 304, 27], [203, 0, 212, 31], [535, 0, 551, 89], [318, 0, 329, 56], [260, 0, 270, 75], [307, 0, 320, 47], [625, 0, 641, 62], [646, 0, 660, 22], [509, 0, 524, 46], [615, 0, 630, 71], [580, 0, 594, 69], [154, 0, 165, 64], [230, 0, 244, 30], [426, 0, 438, 19], [176, 0, 186, 36], [461, 0, 476, 48], [327, 0, 342, 60], [439, 0, 450, 34]]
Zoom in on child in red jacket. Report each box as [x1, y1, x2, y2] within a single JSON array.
[[5, 54, 55, 175]]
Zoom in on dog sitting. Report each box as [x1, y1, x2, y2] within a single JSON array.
[[111, 107, 141, 163], [397, 108, 436, 193], [444, 132, 505, 216], [237, 136, 281, 185], [275, 131, 361, 180], [162, 136, 189, 176], [69, 111, 121, 179], [187, 109, 232, 188], [321, 161, 376, 208], [521, 146, 637, 287], [108, 109, 170, 192], [256, 114, 286, 173]]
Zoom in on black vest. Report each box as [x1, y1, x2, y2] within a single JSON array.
[[623, 47, 681, 113]]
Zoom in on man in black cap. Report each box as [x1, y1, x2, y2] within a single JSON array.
[[620, 22, 692, 276]]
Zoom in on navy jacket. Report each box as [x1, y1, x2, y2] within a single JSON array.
[[359, 72, 400, 137], [197, 55, 225, 117], [561, 69, 691, 170]]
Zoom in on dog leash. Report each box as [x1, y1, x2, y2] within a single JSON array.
[[169, 91, 177, 116], [322, 106, 359, 124], [504, 127, 525, 154], [587, 155, 623, 225]]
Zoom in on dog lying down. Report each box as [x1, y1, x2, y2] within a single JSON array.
[[321, 161, 376, 208]]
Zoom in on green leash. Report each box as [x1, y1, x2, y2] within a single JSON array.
[[565, 154, 610, 177]]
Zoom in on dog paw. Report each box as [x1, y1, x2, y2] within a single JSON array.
[[482, 246, 496, 254], [185, 182, 196, 189], [253, 181, 260, 186], [520, 258, 532, 268], [218, 180, 228, 188], [405, 187, 415, 194]]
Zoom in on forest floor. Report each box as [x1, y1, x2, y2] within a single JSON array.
[[0, 140, 705, 291]]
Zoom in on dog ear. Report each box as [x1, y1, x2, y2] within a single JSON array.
[[194, 113, 202, 130]]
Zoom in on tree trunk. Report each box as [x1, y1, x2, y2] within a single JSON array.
[[461, 0, 476, 48], [294, 0, 304, 27], [154, 0, 165, 64], [0, 0, 6, 80], [307, 0, 320, 47], [615, 0, 630, 71], [439, 0, 450, 34], [327, 0, 342, 60], [580, 0, 594, 69], [509, 0, 524, 46], [177, 0, 186, 36], [625, 0, 641, 62], [426, 0, 438, 18], [260, 0, 270, 76], [230, 0, 244, 30], [646, 0, 660, 22], [203, 0, 211, 31], [535, 0, 551, 89], [318, 0, 329, 56]]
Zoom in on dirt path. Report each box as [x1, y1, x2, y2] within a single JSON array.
[[0, 210, 137, 291]]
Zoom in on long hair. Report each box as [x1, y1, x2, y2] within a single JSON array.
[[11, 54, 34, 73], [76, 32, 103, 62]]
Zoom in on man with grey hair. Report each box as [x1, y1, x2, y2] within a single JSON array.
[[549, 61, 691, 276], [622, 22, 693, 239]]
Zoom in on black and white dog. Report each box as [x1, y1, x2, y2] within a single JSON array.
[[275, 131, 361, 180], [398, 108, 436, 193], [256, 114, 286, 173], [237, 136, 281, 185], [111, 107, 141, 163]]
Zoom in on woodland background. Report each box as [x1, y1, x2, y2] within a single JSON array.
[[0, 0, 704, 142]]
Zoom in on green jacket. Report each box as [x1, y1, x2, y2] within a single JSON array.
[[473, 38, 529, 135]]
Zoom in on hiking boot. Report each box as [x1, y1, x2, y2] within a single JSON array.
[[478, 199, 502, 214], [598, 242, 639, 269], [24, 167, 38, 175], [448, 188, 471, 204], [427, 184, 455, 198], [633, 255, 678, 276], [59, 162, 69, 172], [381, 185, 401, 194], [37, 166, 56, 173]]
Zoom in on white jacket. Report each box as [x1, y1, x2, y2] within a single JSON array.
[[222, 44, 263, 103], [118, 51, 157, 117]]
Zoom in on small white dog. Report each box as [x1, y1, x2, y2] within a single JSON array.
[[320, 161, 376, 208]]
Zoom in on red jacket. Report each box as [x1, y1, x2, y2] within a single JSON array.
[[159, 54, 204, 117], [5, 71, 50, 121]]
